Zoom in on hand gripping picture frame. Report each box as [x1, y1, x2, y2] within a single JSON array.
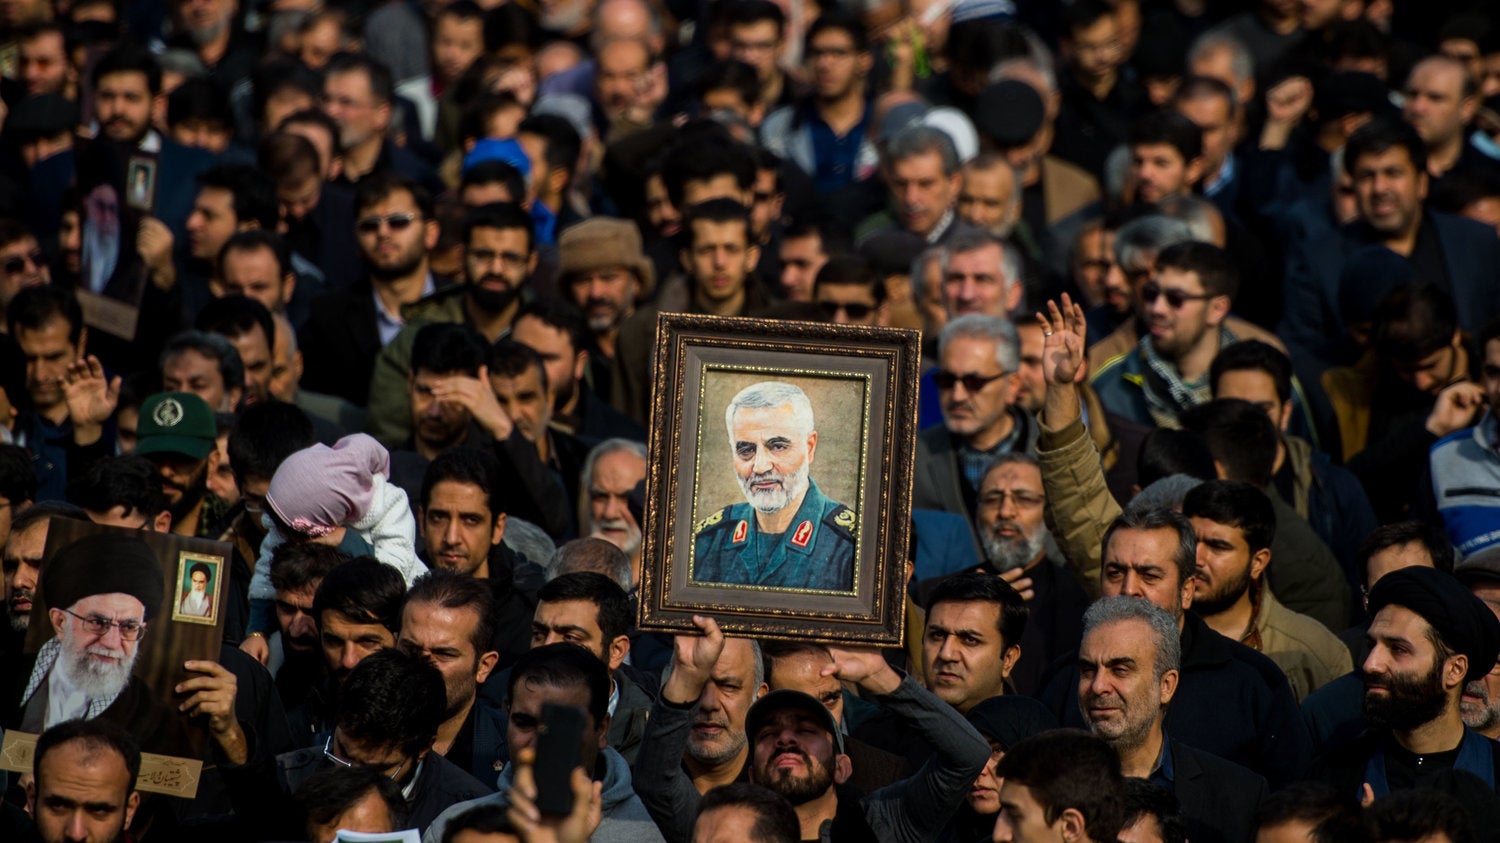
[[1, 518, 231, 798], [638, 313, 920, 645]]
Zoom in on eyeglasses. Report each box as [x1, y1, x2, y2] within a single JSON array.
[[323, 735, 410, 782], [63, 609, 146, 641], [355, 213, 420, 235], [818, 301, 874, 320], [979, 490, 1046, 509], [933, 370, 1007, 392], [2, 249, 44, 275], [1140, 282, 1214, 309]]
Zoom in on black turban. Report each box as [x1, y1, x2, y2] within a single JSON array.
[[1368, 566, 1500, 681], [967, 695, 1058, 751], [40, 534, 165, 621]]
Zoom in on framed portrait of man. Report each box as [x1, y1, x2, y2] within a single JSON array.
[[0, 518, 230, 797], [172, 554, 222, 626], [638, 314, 920, 644], [75, 140, 151, 341]]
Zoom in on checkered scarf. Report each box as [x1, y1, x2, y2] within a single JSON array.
[[21, 637, 126, 721], [1139, 326, 1239, 428]]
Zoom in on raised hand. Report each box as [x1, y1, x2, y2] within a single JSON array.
[[429, 367, 513, 441], [1037, 294, 1087, 386], [663, 615, 725, 704], [177, 660, 247, 763], [506, 746, 604, 843], [63, 353, 120, 428], [1426, 381, 1487, 438], [137, 217, 176, 290], [822, 644, 902, 695]]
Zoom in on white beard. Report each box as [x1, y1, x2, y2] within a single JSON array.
[[56, 638, 138, 701], [738, 463, 810, 515], [982, 523, 1047, 573]]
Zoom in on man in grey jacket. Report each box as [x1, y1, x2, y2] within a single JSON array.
[[423, 643, 665, 843], [635, 616, 989, 842]]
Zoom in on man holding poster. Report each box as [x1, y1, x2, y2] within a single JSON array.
[[12, 534, 187, 757]]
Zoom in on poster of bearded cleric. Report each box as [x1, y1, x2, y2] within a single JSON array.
[[639, 314, 919, 645], [75, 137, 154, 341], [0, 518, 229, 797]]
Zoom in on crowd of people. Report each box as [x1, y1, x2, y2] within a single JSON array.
[[0, 0, 1499, 841]]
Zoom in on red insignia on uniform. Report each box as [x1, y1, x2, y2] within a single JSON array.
[[732, 520, 748, 544], [791, 520, 813, 548]]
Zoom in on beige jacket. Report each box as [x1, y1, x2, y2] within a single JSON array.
[[1037, 416, 1119, 598], [1248, 586, 1354, 703]]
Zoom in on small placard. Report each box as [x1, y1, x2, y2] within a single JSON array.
[[0, 731, 204, 798]]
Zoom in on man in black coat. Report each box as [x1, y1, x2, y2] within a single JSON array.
[[1078, 596, 1266, 843], [1040, 507, 1312, 788], [1306, 567, 1500, 804]]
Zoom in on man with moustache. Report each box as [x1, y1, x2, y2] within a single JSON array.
[[919, 454, 1087, 696], [741, 646, 989, 842], [1453, 550, 1500, 740], [1, 503, 87, 659], [1181, 480, 1352, 701], [692, 381, 855, 592], [9, 535, 187, 758], [582, 439, 648, 588], [633, 616, 767, 840], [367, 203, 538, 449], [559, 218, 653, 382], [1078, 597, 1266, 843], [1308, 566, 1500, 798], [397, 570, 505, 787], [134, 392, 230, 540], [1091, 241, 1244, 429]]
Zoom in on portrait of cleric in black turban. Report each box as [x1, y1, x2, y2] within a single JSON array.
[[7, 529, 221, 766], [691, 379, 861, 593]]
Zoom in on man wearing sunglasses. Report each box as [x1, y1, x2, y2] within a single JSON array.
[[1090, 241, 1242, 430], [0, 218, 50, 316], [812, 254, 888, 327], [913, 315, 1036, 541], [10, 534, 188, 759], [300, 174, 442, 409]]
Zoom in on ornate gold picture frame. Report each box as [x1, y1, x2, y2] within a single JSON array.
[[638, 313, 920, 645]]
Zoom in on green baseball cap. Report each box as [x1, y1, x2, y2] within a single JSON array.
[[135, 392, 216, 459]]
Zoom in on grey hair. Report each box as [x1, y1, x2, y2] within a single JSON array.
[[502, 517, 558, 570], [941, 230, 1021, 302], [725, 382, 815, 439], [577, 437, 648, 535], [1113, 215, 1195, 273], [1102, 144, 1133, 205], [910, 246, 946, 301], [963, 156, 1026, 239], [158, 48, 208, 81], [1155, 195, 1221, 245], [1083, 595, 1182, 680], [1126, 474, 1205, 514], [938, 315, 1020, 373], [1187, 31, 1255, 91], [1101, 506, 1198, 589], [548, 539, 634, 589], [886, 125, 961, 176], [982, 451, 1040, 480]]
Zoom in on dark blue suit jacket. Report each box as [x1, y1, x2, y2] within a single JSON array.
[[1279, 210, 1500, 366]]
